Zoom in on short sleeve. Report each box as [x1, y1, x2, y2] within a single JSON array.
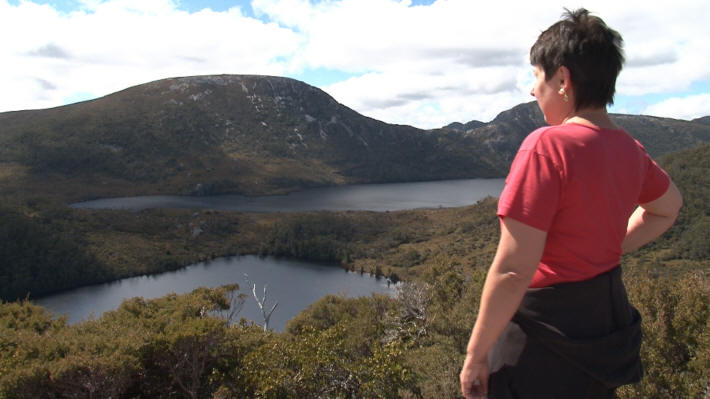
[[497, 149, 562, 231], [638, 153, 670, 204]]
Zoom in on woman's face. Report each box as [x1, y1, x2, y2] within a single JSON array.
[[530, 65, 570, 125]]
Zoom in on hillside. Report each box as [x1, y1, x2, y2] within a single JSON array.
[[0, 143, 707, 398], [450, 102, 710, 163], [458, 102, 547, 165], [612, 113, 710, 158], [1, 75, 709, 202], [442, 120, 485, 132], [693, 115, 710, 126], [0, 75, 502, 202]]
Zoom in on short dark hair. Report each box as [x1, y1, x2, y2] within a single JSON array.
[[530, 8, 624, 110]]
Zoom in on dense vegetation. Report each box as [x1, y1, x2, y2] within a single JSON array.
[[0, 285, 417, 398], [0, 238, 706, 398], [0, 199, 498, 302], [652, 143, 710, 261], [0, 199, 109, 300], [0, 143, 708, 397]]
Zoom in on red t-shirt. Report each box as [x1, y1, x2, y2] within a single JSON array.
[[497, 123, 670, 287]]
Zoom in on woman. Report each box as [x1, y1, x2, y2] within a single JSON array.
[[460, 9, 683, 399]]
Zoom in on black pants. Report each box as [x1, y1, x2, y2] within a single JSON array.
[[487, 266, 642, 399]]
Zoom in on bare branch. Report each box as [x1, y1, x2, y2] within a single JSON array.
[[244, 273, 279, 331]]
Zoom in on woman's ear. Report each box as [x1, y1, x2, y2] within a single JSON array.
[[558, 66, 572, 91]]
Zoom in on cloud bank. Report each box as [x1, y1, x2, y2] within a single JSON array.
[[1, 0, 709, 128]]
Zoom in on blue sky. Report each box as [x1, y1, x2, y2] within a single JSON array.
[[2, 0, 709, 128], [177, 0, 436, 14]]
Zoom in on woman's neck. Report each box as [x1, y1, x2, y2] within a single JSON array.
[[563, 107, 619, 130]]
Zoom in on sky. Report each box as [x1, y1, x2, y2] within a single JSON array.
[[1, 0, 709, 129]]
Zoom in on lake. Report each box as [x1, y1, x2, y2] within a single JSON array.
[[70, 178, 505, 212], [41, 178, 505, 330], [34, 255, 394, 332]]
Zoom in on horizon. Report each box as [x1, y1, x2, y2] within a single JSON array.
[[4, 73, 708, 127], [2, 0, 709, 128]]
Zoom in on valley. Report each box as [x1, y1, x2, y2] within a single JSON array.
[[0, 75, 708, 398]]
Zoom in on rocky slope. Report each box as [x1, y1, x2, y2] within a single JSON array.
[[691, 115, 710, 126], [0, 75, 502, 201], [1, 75, 708, 202], [450, 102, 710, 163]]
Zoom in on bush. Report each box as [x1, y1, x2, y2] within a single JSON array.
[[620, 271, 709, 398]]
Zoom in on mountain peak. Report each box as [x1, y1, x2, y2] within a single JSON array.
[[692, 115, 710, 126], [0, 74, 504, 201], [1, 75, 708, 202]]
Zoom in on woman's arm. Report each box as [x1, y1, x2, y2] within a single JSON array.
[[622, 181, 683, 254], [460, 217, 547, 399]]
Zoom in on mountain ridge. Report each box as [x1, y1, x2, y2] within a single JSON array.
[[1, 74, 709, 202]]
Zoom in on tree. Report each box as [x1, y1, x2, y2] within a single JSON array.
[[244, 274, 278, 332]]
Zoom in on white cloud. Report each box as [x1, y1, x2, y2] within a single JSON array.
[[642, 94, 710, 121], [254, 0, 547, 73], [324, 63, 530, 127], [251, 0, 555, 126], [253, 0, 710, 127], [1, 0, 709, 129], [0, 0, 299, 111], [605, 1, 710, 97]]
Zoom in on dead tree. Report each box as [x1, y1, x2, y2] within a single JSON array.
[[384, 280, 432, 343], [244, 274, 278, 331]]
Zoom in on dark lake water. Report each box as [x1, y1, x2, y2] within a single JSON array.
[[41, 178, 504, 330], [70, 178, 505, 212], [34, 255, 393, 332]]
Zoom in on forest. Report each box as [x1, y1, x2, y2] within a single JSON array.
[[0, 143, 708, 398]]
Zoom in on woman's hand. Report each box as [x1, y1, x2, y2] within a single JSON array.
[[460, 217, 546, 399], [460, 353, 489, 399]]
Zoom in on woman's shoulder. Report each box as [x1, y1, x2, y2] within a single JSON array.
[[519, 125, 569, 151], [522, 123, 633, 149]]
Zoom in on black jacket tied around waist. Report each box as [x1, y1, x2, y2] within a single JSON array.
[[488, 266, 643, 397]]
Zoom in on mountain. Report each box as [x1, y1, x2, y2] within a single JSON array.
[[442, 120, 485, 132], [0, 75, 502, 201], [692, 116, 710, 126], [454, 102, 710, 163], [1, 75, 709, 202], [612, 113, 710, 158], [459, 102, 547, 165]]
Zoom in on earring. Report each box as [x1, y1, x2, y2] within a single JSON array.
[[559, 88, 568, 102]]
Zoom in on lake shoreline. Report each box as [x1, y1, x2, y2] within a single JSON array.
[[33, 254, 397, 331], [69, 178, 505, 213], [5, 179, 503, 310]]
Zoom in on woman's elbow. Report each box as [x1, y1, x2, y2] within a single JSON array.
[[667, 182, 683, 217], [493, 266, 536, 289], [642, 181, 683, 218]]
